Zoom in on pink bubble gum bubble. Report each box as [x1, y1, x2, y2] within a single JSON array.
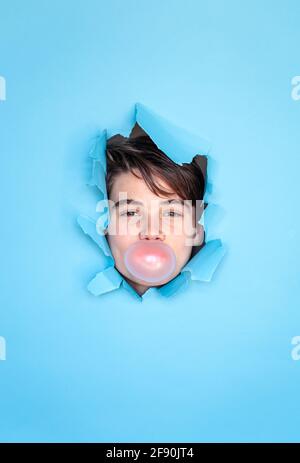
[[124, 241, 176, 283]]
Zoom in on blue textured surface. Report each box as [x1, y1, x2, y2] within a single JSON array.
[[0, 0, 300, 442]]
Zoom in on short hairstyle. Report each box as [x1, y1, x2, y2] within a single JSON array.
[[105, 134, 207, 208]]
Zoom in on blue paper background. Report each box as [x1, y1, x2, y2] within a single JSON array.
[[0, 0, 300, 442]]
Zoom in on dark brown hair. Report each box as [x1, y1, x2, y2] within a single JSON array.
[[105, 134, 207, 208]]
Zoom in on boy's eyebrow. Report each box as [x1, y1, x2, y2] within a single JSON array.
[[112, 198, 191, 209], [159, 199, 187, 207], [113, 199, 143, 209]]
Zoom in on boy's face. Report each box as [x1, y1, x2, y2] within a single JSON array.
[[105, 170, 203, 295]]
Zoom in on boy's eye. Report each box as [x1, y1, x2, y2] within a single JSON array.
[[161, 210, 183, 218], [119, 209, 141, 217]]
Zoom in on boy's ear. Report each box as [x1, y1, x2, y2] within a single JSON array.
[[191, 223, 204, 247]]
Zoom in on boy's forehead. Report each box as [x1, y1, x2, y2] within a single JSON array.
[[109, 171, 180, 202]]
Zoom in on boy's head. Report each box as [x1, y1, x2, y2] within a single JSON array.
[[104, 132, 206, 295]]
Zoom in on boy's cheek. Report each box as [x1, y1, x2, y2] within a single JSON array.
[[107, 234, 135, 260], [162, 216, 196, 238], [108, 217, 142, 237], [106, 238, 126, 272], [175, 248, 193, 272]]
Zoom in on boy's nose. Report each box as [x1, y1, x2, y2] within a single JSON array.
[[139, 231, 165, 240], [139, 220, 165, 241], [139, 214, 165, 240]]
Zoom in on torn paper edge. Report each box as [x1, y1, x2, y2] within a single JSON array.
[[77, 103, 227, 300]]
